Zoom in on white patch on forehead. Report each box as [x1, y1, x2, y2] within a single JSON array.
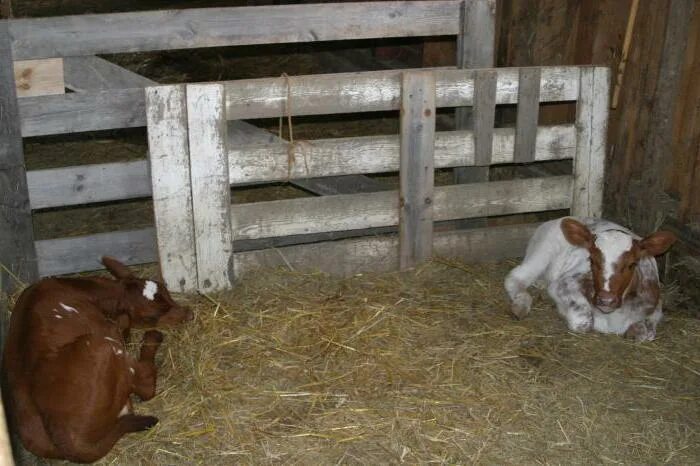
[[595, 231, 633, 289], [143, 280, 158, 301], [59, 303, 79, 313]]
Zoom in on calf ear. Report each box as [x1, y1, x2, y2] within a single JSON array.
[[640, 231, 677, 256], [561, 218, 594, 248], [102, 256, 135, 279]]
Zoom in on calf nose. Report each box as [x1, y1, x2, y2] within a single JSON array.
[[595, 291, 620, 310]]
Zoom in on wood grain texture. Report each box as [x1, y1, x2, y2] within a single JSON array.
[[25, 124, 577, 209], [13, 58, 64, 97], [186, 84, 234, 291], [0, 21, 37, 292], [513, 67, 541, 163], [573, 67, 609, 218], [146, 85, 198, 293], [8, 1, 460, 60], [63, 55, 154, 91], [399, 71, 436, 269], [231, 176, 572, 241], [472, 69, 497, 166], [17, 66, 580, 137]]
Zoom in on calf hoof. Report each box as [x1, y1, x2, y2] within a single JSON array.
[[510, 294, 532, 320], [625, 322, 655, 342], [567, 313, 593, 333]]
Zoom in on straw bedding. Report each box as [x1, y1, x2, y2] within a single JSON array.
[[15, 259, 687, 465]]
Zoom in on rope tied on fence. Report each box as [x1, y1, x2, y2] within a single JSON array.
[[278, 73, 309, 181]]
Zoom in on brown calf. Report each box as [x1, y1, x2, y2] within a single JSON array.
[[1, 257, 192, 463]]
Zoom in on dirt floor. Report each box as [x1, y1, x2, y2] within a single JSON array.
[[7, 260, 693, 465]]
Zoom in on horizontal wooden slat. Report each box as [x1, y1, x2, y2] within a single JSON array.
[[229, 124, 576, 184], [235, 223, 540, 278], [232, 176, 571, 240], [27, 125, 575, 210], [19, 66, 580, 137], [9, 1, 459, 60], [36, 223, 540, 278]]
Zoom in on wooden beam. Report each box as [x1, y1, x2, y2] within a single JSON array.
[[454, 0, 496, 188], [19, 66, 581, 137], [13, 58, 64, 97], [63, 55, 153, 91], [146, 85, 198, 293], [9, 1, 460, 60], [399, 71, 436, 269], [472, 69, 497, 166], [27, 125, 577, 209], [572, 66, 610, 218], [513, 67, 541, 163], [0, 21, 37, 293], [186, 84, 234, 291]]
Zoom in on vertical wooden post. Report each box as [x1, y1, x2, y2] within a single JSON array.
[[454, 0, 496, 187], [399, 71, 436, 270], [0, 21, 37, 294], [572, 67, 610, 218], [146, 85, 198, 293], [186, 84, 234, 292], [472, 69, 497, 166], [513, 67, 541, 163]]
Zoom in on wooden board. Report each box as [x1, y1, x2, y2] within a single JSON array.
[[473, 69, 497, 165], [18, 66, 581, 137], [26, 124, 577, 209], [9, 1, 460, 60], [63, 55, 153, 91], [186, 84, 234, 291], [572, 67, 609, 218], [146, 85, 198, 293], [232, 176, 572, 240], [399, 71, 436, 269], [0, 22, 37, 293], [13, 58, 64, 97], [514, 67, 541, 163]]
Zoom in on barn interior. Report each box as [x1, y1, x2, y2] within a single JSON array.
[[1, 0, 699, 464]]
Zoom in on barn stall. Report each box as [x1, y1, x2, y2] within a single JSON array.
[[1, 0, 699, 464]]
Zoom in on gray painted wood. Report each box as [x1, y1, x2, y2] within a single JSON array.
[[573, 67, 609, 218], [9, 1, 460, 60], [514, 67, 541, 164], [18, 66, 581, 137], [0, 21, 37, 293], [454, 0, 496, 186], [63, 55, 154, 91], [27, 124, 577, 209], [473, 70, 497, 166], [399, 71, 436, 269], [186, 84, 234, 291], [146, 85, 198, 293]]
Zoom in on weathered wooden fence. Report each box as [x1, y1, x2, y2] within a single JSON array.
[[0, 1, 497, 292], [146, 65, 610, 293]]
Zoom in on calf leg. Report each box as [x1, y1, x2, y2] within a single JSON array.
[[548, 277, 593, 333], [625, 306, 663, 342], [505, 234, 558, 319], [132, 330, 163, 401]]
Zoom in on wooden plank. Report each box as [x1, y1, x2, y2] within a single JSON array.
[[572, 67, 609, 218], [146, 85, 198, 293], [26, 125, 577, 209], [9, 1, 460, 60], [0, 22, 37, 293], [513, 67, 541, 163], [472, 69, 497, 166], [454, 0, 496, 184], [399, 71, 436, 269], [235, 223, 540, 278], [63, 55, 154, 91], [13, 58, 64, 97], [186, 84, 234, 291], [232, 176, 572, 240], [18, 66, 581, 137]]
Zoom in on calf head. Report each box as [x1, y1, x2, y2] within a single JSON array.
[[561, 218, 676, 312], [102, 256, 193, 326]]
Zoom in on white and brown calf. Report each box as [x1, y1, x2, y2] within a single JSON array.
[[505, 217, 676, 341]]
